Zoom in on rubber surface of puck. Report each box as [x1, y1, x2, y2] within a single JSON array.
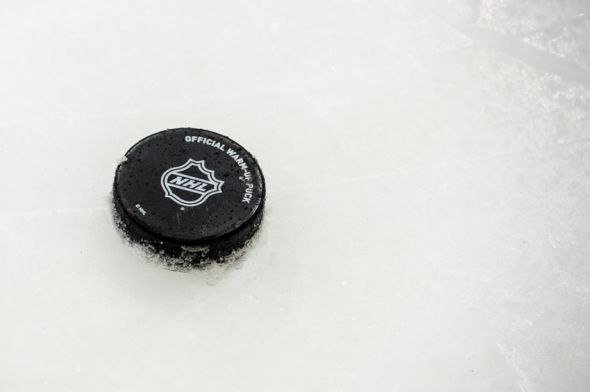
[[113, 128, 265, 266]]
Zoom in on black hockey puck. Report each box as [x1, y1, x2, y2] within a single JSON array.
[[112, 128, 265, 266]]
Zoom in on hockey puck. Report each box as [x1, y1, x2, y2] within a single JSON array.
[[112, 128, 265, 266]]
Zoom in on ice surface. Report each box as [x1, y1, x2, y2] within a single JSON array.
[[1, 0, 589, 391]]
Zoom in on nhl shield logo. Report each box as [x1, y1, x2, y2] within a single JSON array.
[[160, 159, 224, 207]]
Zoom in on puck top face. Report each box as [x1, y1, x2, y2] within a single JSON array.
[[114, 128, 265, 244]]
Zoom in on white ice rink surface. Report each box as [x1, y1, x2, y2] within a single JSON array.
[[1, 1, 590, 391]]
